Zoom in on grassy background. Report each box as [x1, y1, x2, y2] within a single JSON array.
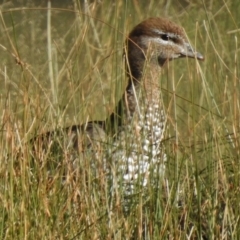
[[0, 0, 240, 239]]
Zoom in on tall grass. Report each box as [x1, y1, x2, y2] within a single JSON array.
[[0, 0, 240, 239]]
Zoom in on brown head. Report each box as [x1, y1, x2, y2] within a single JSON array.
[[126, 17, 204, 80]]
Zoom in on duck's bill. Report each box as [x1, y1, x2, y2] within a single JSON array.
[[180, 43, 204, 60]]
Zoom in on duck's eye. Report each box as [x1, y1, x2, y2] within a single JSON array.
[[161, 34, 169, 41]]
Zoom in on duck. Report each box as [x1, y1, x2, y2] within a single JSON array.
[[32, 17, 203, 205]]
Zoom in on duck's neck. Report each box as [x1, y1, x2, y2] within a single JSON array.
[[124, 58, 163, 120], [108, 52, 165, 134]]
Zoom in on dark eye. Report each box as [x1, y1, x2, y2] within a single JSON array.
[[161, 34, 169, 41]]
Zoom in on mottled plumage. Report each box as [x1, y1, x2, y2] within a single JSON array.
[[110, 18, 203, 204]]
